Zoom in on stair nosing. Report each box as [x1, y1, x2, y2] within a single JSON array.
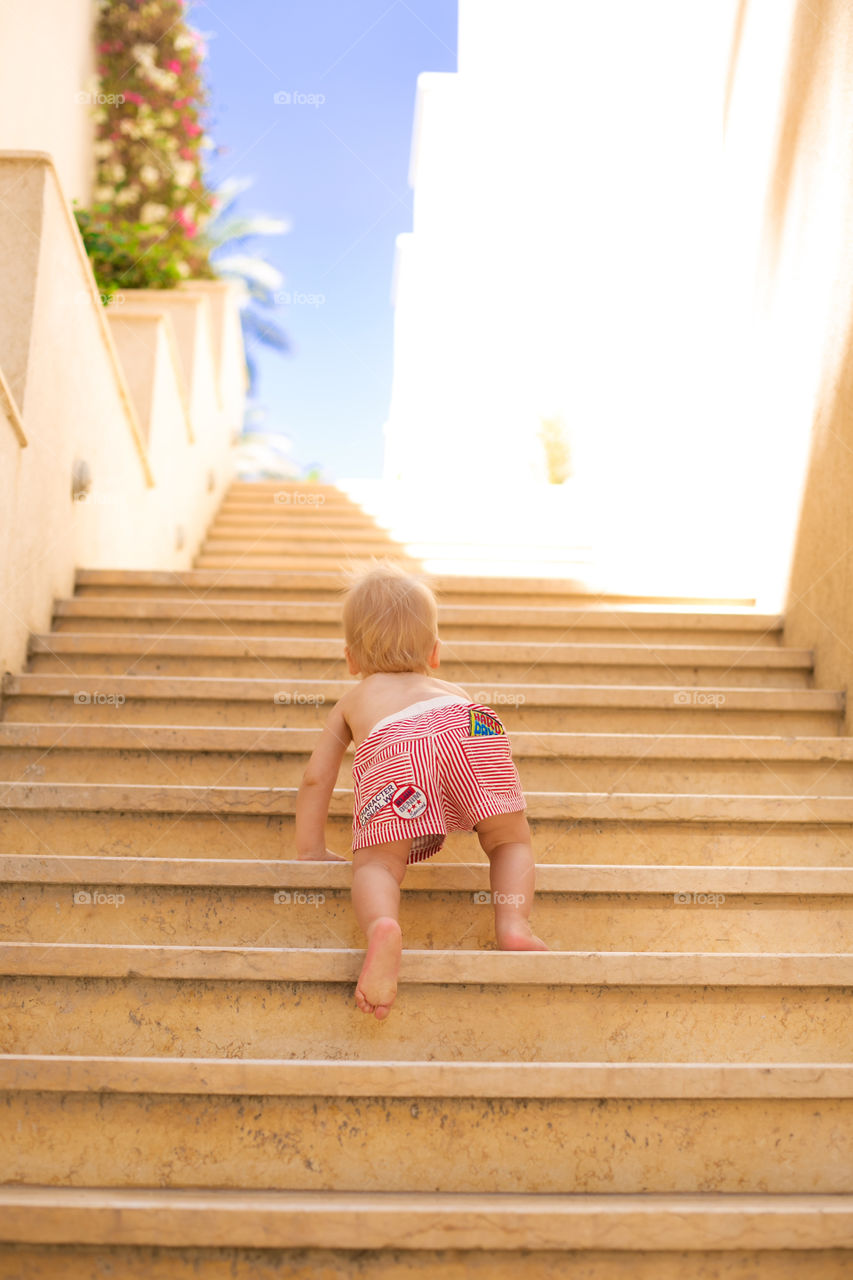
[[4, 673, 841, 707], [2, 855, 853, 894], [0, 1055, 849, 1097], [1, 942, 850, 984], [3, 723, 853, 763], [0, 1186, 849, 1251]]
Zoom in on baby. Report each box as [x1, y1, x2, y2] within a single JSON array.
[[295, 563, 548, 1020]]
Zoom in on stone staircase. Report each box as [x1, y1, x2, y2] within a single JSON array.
[[0, 479, 851, 1277]]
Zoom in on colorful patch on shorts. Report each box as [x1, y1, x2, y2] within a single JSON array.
[[391, 784, 428, 819], [469, 707, 505, 737], [357, 781, 396, 826]]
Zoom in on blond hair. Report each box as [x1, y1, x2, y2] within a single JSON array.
[[342, 562, 438, 674]]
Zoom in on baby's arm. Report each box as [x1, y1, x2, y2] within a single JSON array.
[[295, 702, 353, 861]]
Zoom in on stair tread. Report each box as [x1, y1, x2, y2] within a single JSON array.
[[3, 723, 852, 761], [74, 567, 758, 603], [0, 1186, 850, 1251], [57, 596, 783, 627], [5, 672, 840, 706], [3, 855, 853, 892], [1, 1054, 850, 1096], [4, 781, 853, 822], [3, 481, 850, 1256], [1, 941, 850, 983], [29, 632, 811, 666]]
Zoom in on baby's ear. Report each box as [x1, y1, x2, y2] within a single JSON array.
[[344, 645, 360, 676], [428, 638, 441, 669]]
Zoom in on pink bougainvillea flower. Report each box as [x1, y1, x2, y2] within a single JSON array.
[[175, 207, 198, 238], [182, 121, 202, 138], [124, 91, 144, 105], [166, 59, 182, 73]]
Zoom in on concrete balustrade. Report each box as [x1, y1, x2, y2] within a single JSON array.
[[0, 152, 243, 676]]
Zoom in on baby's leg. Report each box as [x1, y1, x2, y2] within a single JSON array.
[[475, 811, 549, 951], [351, 837, 412, 1019]]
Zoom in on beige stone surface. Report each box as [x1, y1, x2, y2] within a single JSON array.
[[52, 595, 783, 644], [4, 779, 853, 829], [2, 477, 853, 1263], [68, 565, 754, 605], [3, 880, 853, 955], [0, 940, 850, 987], [0, 1243, 850, 1279], [2, 1092, 851, 1192], [7, 723, 853, 792], [3, 854, 853, 894], [25, 632, 814, 688], [1, 671, 842, 734], [2, 807, 853, 867], [2, 1055, 850, 1099], [1, 976, 847, 1062], [0, 1188, 850, 1251]]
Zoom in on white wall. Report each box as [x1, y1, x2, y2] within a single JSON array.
[[0, 0, 96, 207], [383, 0, 831, 601]]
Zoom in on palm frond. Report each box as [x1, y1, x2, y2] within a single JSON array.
[[241, 306, 291, 354], [213, 253, 284, 299]]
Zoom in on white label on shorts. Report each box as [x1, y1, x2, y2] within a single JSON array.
[[391, 785, 428, 819]]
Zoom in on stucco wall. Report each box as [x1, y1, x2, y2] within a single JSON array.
[[757, 0, 853, 727], [0, 154, 240, 677], [0, 0, 96, 208]]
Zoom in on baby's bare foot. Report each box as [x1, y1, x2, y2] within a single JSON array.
[[496, 919, 550, 951], [297, 849, 348, 862], [355, 917, 402, 1020]]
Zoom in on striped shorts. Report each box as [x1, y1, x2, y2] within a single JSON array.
[[351, 698, 526, 863]]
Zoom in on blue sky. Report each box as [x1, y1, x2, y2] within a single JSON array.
[[196, 0, 458, 478]]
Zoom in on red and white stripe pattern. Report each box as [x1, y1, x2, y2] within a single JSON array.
[[351, 700, 526, 863]]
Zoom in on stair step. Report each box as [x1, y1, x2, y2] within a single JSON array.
[[2, 673, 840, 732], [4, 859, 853, 954], [4, 1054, 849, 1096], [1, 1074, 849, 1193], [5, 879, 852, 951], [3, 479, 849, 1259], [4, 811, 849, 864], [26, 634, 812, 687], [72, 569, 758, 608], [3, 970, 845, 1061], [194, 554, 419, 572], [4, 856, 853, 892], [53, 597, 785, 645], [205, 527, 396, 544], [7, 724, 853, 791], [4, 780, 853, 825], [224, 481, 348, 491], [210, 510, 383, 525], [198, 545, 597, 570], [200, 537, 403, 554], [0, 1187, 849, 1252], [1, 941, 850, 984]]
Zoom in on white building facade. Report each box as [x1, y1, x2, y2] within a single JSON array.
[[377, 0, 831, 601]]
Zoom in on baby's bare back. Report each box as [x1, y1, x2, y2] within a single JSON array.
[[341, 672, 470, 748]]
